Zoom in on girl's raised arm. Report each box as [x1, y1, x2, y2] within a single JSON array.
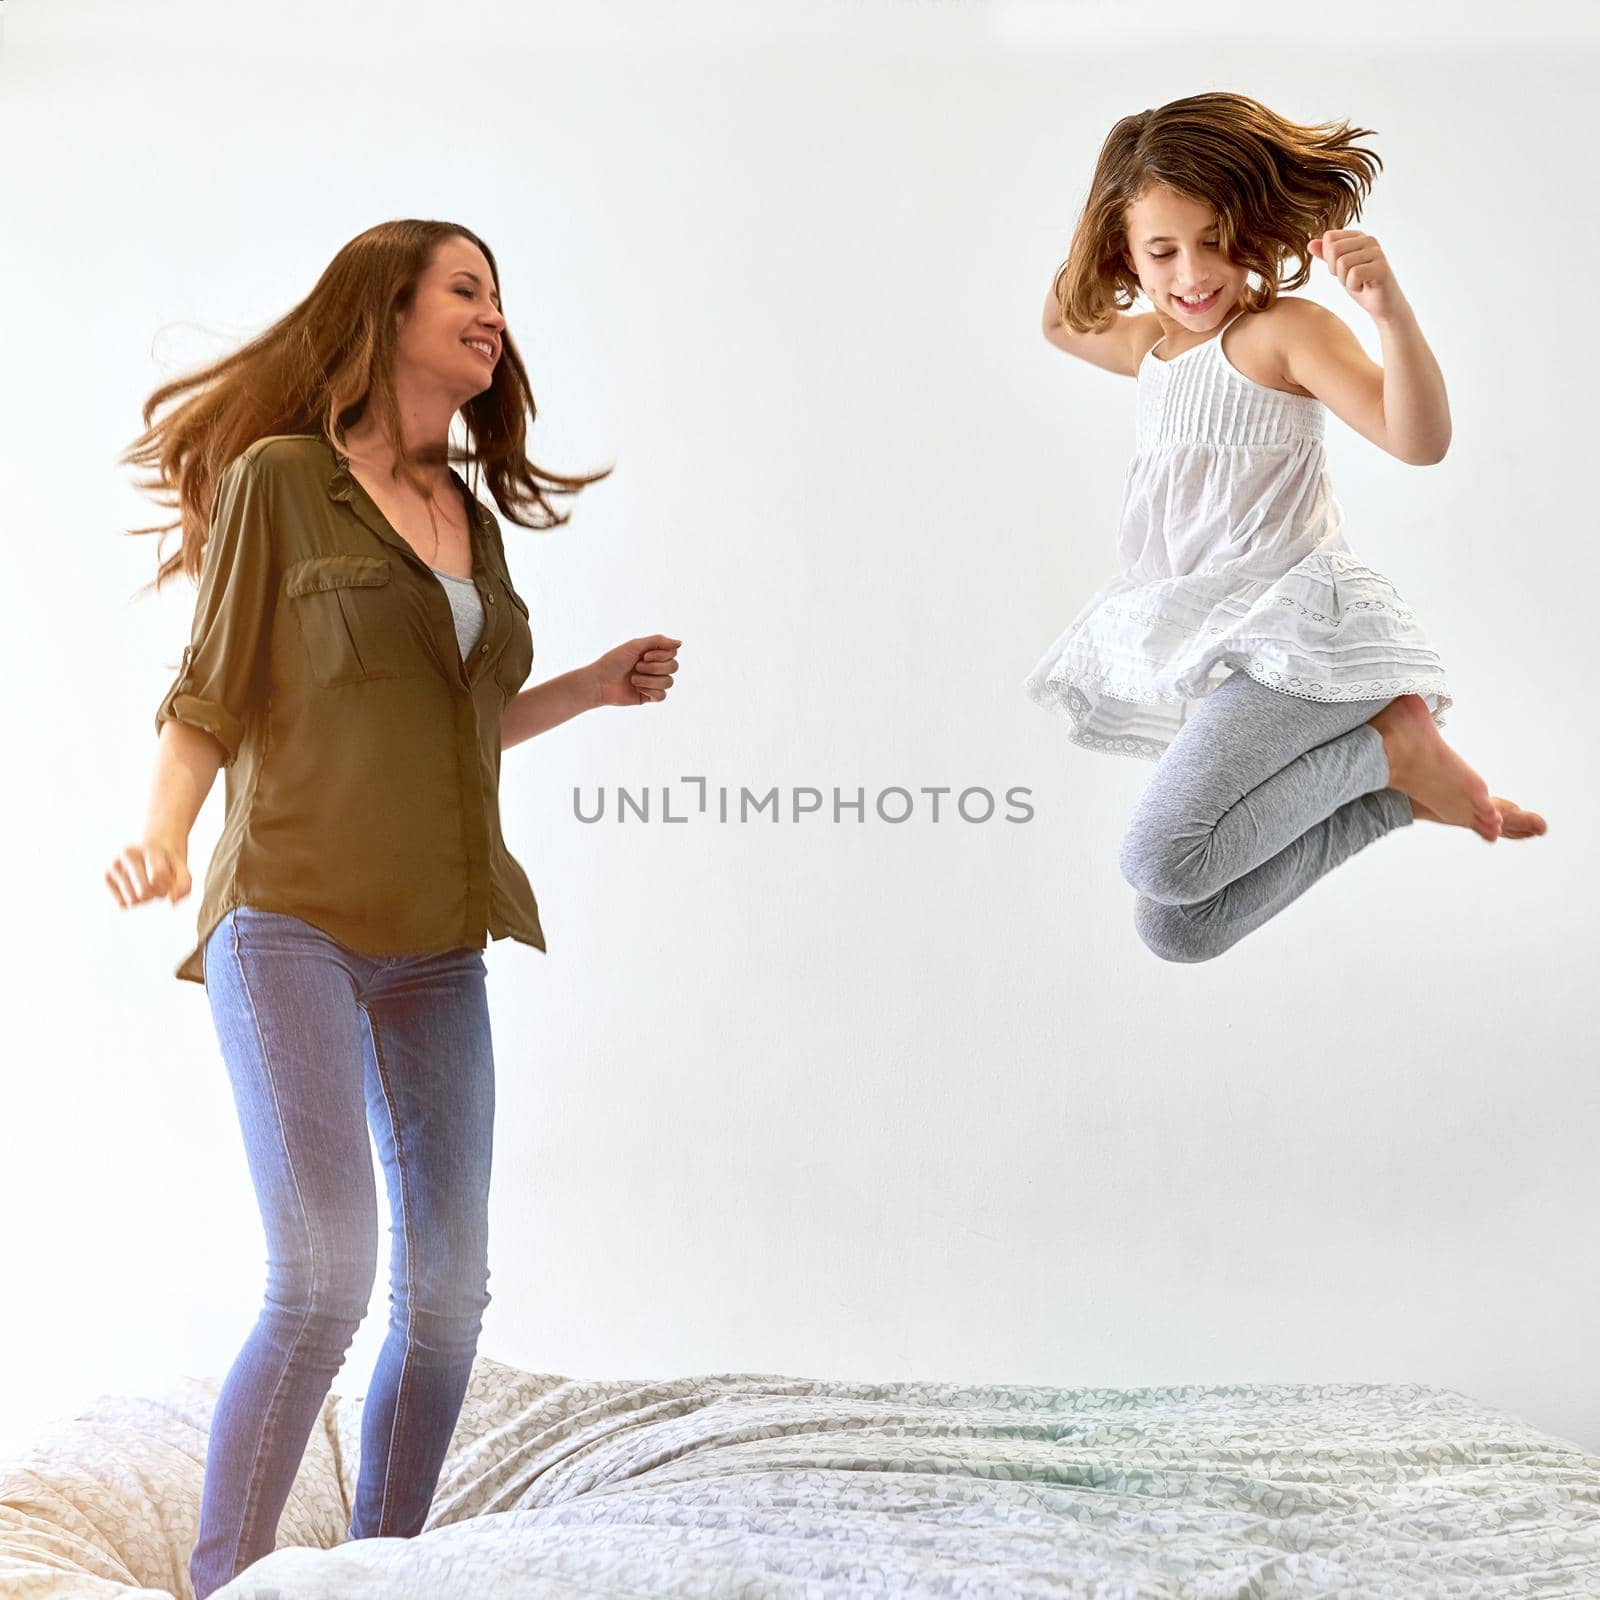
[[1041, 289, 1158, 378]]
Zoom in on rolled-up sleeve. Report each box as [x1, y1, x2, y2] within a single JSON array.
[[154, 453, 274, 767]]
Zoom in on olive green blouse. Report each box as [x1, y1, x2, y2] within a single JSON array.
[[154, 434, 546, 984]]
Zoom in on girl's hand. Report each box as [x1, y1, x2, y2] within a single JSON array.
[[589, 635, 682, 707], [107, 836, 192, 908], [1308, 229, 1406, 321]]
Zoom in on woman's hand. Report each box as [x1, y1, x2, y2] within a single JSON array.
[[1309, 229, 1406, 321], [588, 635, 682, 707], [106, 836, 192, 908]]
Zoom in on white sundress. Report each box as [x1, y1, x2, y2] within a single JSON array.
[[1023, 306, 1453, 762]]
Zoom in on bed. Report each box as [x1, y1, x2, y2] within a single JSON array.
[[2, 1354, 1597, 1596]]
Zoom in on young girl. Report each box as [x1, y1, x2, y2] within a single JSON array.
[[106, 220, 680, 1597], [1023, 91, 1545, 962]]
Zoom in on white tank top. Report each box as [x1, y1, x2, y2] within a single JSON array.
[[1023, 306, 1453, 761], [1126, 307, 1344, 581]]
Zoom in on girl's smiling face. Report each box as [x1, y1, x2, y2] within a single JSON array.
[[1121, 185, 1249, 332]]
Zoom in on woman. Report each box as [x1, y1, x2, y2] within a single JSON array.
[[106, 219, 681, 1598]]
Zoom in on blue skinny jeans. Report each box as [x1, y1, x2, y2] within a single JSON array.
[[189, 906, 495, 1598]]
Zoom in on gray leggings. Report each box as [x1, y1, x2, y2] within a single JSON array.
[[1119, 670, 1415, 962]]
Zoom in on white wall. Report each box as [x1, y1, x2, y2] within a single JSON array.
[[2, 0, 1595, 1459]]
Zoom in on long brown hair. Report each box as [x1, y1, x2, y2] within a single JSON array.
[[122, 219, 611, 597], [1049, 91, 1382, 335]]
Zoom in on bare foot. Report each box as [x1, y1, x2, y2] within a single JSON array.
[[1409, 793, 1548, 837], [1366, 695, 1517, 844]]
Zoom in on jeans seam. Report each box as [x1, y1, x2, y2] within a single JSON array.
[[227, 912, 319, 1578], [365, 1004, 416, 1537]]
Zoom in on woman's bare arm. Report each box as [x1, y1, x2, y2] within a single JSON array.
[[501, 667, 604, 752], [144, 719, 223, 847], [106, 720, 222, 908]]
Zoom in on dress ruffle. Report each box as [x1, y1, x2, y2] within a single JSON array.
[[1023, 548, 1452, 762]]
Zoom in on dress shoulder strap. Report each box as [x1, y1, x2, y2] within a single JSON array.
[[1210, 306, 1249, 347], [1148, 305, 1249, 363]]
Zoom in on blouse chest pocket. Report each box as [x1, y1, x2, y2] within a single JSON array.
[[285, 554, 411, 687], [493, 574, 536, 697]]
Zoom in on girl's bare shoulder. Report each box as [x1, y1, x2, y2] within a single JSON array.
[[1245, 297, 1416, 457], [1222, 297, 1321, 398]]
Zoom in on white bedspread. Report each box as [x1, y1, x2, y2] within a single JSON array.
[[2, 1356, 1597, 1596]]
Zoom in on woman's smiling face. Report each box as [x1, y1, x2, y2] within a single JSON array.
[[1121, 185, 1248, 330], [394, 234, 507, 404]]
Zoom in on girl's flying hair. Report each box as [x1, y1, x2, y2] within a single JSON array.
[[1050, 91, 1382, 334]]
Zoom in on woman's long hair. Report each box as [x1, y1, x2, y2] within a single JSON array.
[[121, 219, 611, 596], [1049, 91, 1383, 335]]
